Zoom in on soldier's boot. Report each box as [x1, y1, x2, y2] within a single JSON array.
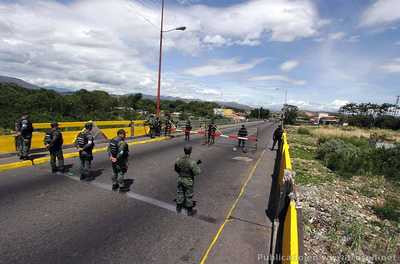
[[187, 207, 197, 217], [112, 183, 119, 191], [80, 174, 85, 181], [119, 184, 130, 193], [176, 204, 183, 213], [51, 167, 57, 174]]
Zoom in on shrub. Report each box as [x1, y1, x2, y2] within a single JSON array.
[[316, 139, 364, 176], [297, 127, 311, 135]]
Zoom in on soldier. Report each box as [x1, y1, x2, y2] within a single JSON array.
[[155, 117, 161, 137], [147, 115, 155, 138], [271, 125, 284, 150], [207, 122, 217, 145], [174, 145, 201, 216], [75, 122, 95, 181], [184, 120, 192, 141], [44, 122, 64, 173], [164, 116, 172, 136], [108, 129, 130, 192], [15, 114, 33, 160], [237, 125, 248, 150]]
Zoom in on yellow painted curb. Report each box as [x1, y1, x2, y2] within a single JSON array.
[[0, 137, 168, 173]]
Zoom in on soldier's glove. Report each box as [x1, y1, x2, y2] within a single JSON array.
[[197, 160, 202, 165]]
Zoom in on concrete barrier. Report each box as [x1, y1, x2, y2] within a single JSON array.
[[0, 120, 149, 154]]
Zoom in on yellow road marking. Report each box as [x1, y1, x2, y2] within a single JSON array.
[[0, 137, 168, 173], [199, 149, 266, 264]]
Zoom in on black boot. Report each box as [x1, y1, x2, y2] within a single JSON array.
[[187, 207, 197, 216], [112, 183, 119, 191], [176, 204, 183, 213], [119, 185, 129, 193]]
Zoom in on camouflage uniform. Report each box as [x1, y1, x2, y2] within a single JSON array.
[[272, 126, 283, 150], [44, 125, 64, 172], [185, 121, 192, 141], [108, 136, 129, 190], [75, 127, 95, 180], [175, 155, 200, 209], [15, 116, 33, 159]]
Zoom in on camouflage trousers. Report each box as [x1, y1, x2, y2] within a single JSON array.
[[112, 160, 128, 186], [17, 136, 31, 158], [80, 157, 92, 178], [176, 177, 194, 208], [50, 149, 64, 171]]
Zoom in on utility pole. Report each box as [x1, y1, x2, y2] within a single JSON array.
[[156, 0, 165, 117], [396, 95, 400, 117]]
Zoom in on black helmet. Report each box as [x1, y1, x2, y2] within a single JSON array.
[[51, 122, 59, 128], [242, 125, 245, 128], [85, 122, 93, 130], [184, 145, 192, 155], [117, 129, 126, 136]]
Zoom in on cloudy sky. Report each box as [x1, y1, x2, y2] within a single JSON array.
[[0, 0, 399, 111]]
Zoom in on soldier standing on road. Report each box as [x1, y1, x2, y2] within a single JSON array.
[[15, 114, 33, 160], [44, 122, 64, 173], [271, 125, 283, 150], [174, 145, 201, 216], [75, 122, 95, 181], [155, 117, 161, 137], [184, 120, 192, 141], [207, 122, 217, 145], [164, 116, 172, 136], [237, 125, 248, 150], [108, 129, 130, 192], [147, 115, 155, 138]]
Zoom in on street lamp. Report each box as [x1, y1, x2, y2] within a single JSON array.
[[156, 0, 186, 117]]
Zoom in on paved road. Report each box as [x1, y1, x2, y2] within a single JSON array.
[[0, 122, 276, 264]]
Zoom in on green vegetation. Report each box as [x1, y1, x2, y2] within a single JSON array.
[[339, 102, 400, 130], [287, 125, 400, 261], [248, 107, 270, 119], [283, 104, 298, 125], [0, 83, 241, 130]]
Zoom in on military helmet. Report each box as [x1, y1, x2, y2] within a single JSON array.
[[85, 122, 93, 130], [117, 129, 126, 136], [184, 145, 192, 155], [51, 122, 59, 128]]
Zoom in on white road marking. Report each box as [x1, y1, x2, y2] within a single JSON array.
[[64, 174, 177, 213], [232, 156, 253, 162]]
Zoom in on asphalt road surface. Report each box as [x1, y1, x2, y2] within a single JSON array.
[[0, 121, 276, 264]]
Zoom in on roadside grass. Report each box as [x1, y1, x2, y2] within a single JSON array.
[[287, 125, 400, 261]]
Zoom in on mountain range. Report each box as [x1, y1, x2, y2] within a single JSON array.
[[0, 75, 253, 110]]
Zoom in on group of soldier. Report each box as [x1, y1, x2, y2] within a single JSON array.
[[13, 115, 281, 216], [147, 115, 175, 138]]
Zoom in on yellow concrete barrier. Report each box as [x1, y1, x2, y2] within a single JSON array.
[[282, 200, 299, 264], [0, 120, 149, 154], [279, 132, 292, 184]]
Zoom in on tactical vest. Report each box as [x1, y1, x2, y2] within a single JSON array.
[[177, 157, 193, 178], [44, 131, 52, 145], [76, 132, 88, 148], [109, 137, 128, 158]]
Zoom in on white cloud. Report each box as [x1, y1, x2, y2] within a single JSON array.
[[360, 0, 400, 27], [0, 0, 324, 100], [184, 58, 264, 77], [346, 35, 360, 43], [328, 32, 346, 40], [203, 35, 230, 47], [280, 60, 299, 72], [380, 58, 400, 73], [250, 75, 306, 85]]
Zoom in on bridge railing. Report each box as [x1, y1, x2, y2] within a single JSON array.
[[0, 120, 150, 154], [270, 131, 304, 264]]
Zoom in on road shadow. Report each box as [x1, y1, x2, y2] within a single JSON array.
[[29, 153, 48, 160]]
